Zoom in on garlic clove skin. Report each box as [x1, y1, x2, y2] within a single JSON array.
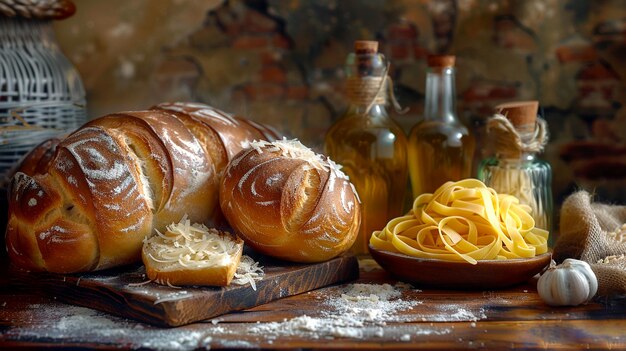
[[537, 258, 598, 307], [562, 259, 598, 300]]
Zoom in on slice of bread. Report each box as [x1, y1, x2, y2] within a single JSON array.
[[142, 217, 243, 286]]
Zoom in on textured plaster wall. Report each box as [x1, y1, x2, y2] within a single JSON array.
[[53, 0, 626, 204]]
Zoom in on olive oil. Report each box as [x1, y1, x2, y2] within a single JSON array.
[[324, 41, 408, 255], [408, 56, 474, 198]]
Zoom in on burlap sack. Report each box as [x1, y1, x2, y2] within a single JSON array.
[[554, 191, 626, 296]]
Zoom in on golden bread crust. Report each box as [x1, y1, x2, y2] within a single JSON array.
[[6, 102, 275, 273], [220, 141, 361, 263]]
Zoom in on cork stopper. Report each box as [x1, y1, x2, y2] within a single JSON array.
[[427, 55, 456, 68], [354, 40, 379, 54], [495, 101, 539, 129]]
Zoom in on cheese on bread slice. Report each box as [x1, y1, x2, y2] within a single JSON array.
[[142, 217, 243, 286]]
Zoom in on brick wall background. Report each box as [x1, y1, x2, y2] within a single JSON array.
[[53, 0, 626, 205]]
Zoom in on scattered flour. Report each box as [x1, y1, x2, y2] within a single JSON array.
[[248, 283, 421, 340], [6, 281, 488, 346], [6, 303, 210, 351], [450, 308, 485, 322], [432, 304, 487, 322], [415, 328, 452, 336]]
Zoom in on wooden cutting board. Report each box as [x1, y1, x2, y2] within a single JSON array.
[[9, 253, 359, 327]]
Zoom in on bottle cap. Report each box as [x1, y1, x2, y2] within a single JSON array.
[[427, 55, 456, 68], [354, 40, 379, 54], [495, 101, 539, 128]]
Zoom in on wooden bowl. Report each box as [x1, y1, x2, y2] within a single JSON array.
[[369, 245, 552, 290]]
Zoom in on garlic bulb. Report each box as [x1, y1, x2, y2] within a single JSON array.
[[537, 259, 598, 306]]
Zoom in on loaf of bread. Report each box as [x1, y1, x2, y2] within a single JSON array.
[[142, 216, 244, 286], [6, 102, 277, 273], [219, 139, 361, 263]]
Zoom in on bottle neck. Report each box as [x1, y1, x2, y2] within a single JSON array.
[[344, 50, 390, 119], [347, 102, 388, 119], [497, 152, 537, 164], [424, 67, 457, 123]]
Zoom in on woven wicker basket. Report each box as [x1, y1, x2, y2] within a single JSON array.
[[0, 16, 86, 188]]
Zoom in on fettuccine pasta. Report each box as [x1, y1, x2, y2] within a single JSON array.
[[370, 179, 549, 264]]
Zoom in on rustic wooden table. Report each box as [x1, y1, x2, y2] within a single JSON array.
[[1, 258, 626, 350]]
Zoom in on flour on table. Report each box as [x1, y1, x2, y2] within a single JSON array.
[[434, 303, 487, 322], [248, 283, 421, 340], [415, 328, 452, 336], [6, 303, 210, 351], [6, 281, 477, 347]]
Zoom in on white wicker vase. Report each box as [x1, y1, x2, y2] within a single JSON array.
[[0, 16, 86, 187]]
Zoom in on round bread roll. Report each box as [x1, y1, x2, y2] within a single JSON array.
[[220, 139, 361, 263]]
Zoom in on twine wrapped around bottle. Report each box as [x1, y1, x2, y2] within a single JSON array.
[[483, 108, 551, 230], [486, 113, 549, 159], [345, 63, 407, 115]]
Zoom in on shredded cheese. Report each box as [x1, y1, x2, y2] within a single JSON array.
[[232, 255, 264, 291], [370, 179, 549, 265], [247, 138, 351, 181], [143, 215, 241, 270]]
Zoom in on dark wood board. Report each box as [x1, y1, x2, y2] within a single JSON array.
[[8, 253, 359, 327]]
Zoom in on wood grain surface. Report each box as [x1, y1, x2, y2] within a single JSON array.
[[3, 262, 626, 350], [7, 253, 359, 327]]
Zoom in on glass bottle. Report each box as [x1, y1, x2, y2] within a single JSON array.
[[478, 101, 553, 232], [408, 55, 474, 198], [324, 40, 408, 255]]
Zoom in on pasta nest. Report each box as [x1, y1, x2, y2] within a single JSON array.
[[370, 179, 549, 264]]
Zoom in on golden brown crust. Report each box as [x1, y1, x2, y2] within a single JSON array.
[[57, 125, 153, 270], [154, 102, 263, 161], [35, 218, 98, 273], [153, 102, 280, 228], [6, 217, 43, 271], [6, 102, 274, 273], [156, 109, 228, 178], [17, 138, 60, 177], [236, 118, 280, 143], [220, 141, 361, 263]]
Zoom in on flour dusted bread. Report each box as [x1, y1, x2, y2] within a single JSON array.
[[6, 102, 277, 273], [220, 139, 361, 263], [142, 217, 243, 286]]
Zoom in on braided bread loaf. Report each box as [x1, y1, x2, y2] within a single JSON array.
[[6, 102, 277, 273]]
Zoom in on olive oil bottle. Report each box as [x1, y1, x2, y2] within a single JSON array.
[[408, 55, 474, 198], [324, 41, 408, 255]]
